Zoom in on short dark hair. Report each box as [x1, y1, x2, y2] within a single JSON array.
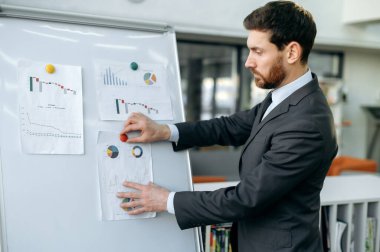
[[243, 1, 316, 64]]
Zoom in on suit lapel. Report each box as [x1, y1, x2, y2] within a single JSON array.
[[251, 98, 269, 130], [240, 74, 320, 156], [241, 100, 290, 155]]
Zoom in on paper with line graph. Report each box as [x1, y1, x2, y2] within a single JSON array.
[[18, 60, 84, 154], [95, 61, 173, 121], [97, 131, 155, 221]]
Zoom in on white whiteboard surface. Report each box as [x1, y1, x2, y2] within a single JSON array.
[[0, 16, 199, 252]]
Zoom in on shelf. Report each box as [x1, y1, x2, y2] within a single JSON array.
[[194, 175, 380, 252]]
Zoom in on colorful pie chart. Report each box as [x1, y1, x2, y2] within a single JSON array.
[[131, 146, 143, 158], [107, 145, 119, 158], [143, 72, 157, 85]]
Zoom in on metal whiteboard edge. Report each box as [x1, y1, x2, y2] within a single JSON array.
[[0, 150, 7, 252], [0, 4, 171, 33], [0, 74, 7, 252], [171, 31, 201, 252]]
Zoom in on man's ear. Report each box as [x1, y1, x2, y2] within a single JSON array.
[[286, 42, 302, 64]]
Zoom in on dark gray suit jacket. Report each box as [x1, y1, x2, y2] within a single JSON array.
[[173, 74, 338, 252]]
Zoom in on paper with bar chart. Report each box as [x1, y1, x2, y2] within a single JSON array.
[[18, 61, 84, 154], [97, 131, 155, 221], [96, 62, 173, 121]]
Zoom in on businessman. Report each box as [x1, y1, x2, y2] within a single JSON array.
[[118, 1, 338, 251]]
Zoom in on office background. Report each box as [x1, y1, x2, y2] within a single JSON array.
[[0, 1, 380, 251], [2, 0, 379, 179]]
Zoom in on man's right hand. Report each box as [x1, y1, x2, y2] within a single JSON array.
[[120, 112, 171, 143]]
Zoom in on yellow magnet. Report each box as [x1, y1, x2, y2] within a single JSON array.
[[45, 64, 55, 74]]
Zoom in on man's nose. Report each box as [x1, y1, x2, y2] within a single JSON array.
[[245, 55, 256, 69]]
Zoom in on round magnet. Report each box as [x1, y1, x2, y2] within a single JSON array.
[[130, 62, 138, 71], [120, 134, 128, 142], [45, 64, 55, 74]]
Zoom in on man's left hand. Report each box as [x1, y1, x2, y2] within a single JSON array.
[[118, 181, 170, 215]]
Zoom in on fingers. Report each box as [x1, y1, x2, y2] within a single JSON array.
[[123, 181, 145, 191], [121, 113, 145, 134], [117, 191, 141, 199], [120, 198, 140, 210], [121, 112, 167, 143], [117, 183, 144, 214], [117, 181, 168, 215], [123, 112, 147, 127], [126, 207, 146, 215], [120, 123, 141, 135], [119, 197, 148, 215], [118, 187, 146, 215], [127, 136, 146, 143]]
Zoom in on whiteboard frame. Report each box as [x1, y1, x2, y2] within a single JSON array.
[[0, 4, 170, 33], [0, 151, 6, 252], [0, 61, 6, 252], [170, 30, 204, 252], [0, 6, 201, 252]]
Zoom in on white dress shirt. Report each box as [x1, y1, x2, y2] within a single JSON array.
[[165, 69, 313, 215], [262, 69, 312, 120]]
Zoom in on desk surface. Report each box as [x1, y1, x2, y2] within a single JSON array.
[[362, 105, 380, 120], [194, 175, 380, 205]]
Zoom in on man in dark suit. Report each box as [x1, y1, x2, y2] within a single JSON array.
[[118, 1, 338, 251]]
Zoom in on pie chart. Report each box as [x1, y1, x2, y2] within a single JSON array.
[[107, 145, 119, 158], [143, 72, 157, 85], [131, 146, 143, 158]]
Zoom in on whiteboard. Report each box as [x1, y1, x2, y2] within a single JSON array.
[[0, 13, 199, 252]]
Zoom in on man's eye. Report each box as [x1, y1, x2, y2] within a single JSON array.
[[254, 49, 262, 55]]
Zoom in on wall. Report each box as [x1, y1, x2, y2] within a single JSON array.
[[341, 50, 380, 162], [2, 0, 380, 49], [342, 0, 380, 24], [300, 0, 380, 50]]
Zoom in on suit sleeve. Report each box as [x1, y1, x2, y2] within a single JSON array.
[[173, 119, 326, 229], [172, 106, 260, 151]]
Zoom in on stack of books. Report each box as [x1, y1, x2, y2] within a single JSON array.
[[203, 223, 232, 252], [365, 217, 376, 252]]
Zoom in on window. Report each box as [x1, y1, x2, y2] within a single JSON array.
[[177, 40, 344, 121], [177, 41, 252, 121], [309, 51, 344, 79]]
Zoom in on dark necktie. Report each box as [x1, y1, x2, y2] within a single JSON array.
[[259, 91, 272, 122]]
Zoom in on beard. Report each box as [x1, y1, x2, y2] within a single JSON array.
[[251, 56, 287, 90]]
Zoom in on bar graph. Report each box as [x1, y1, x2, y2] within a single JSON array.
[[29, 76, 77, 95], [103, 67, 128, 86], [115, 98, 158, 115]]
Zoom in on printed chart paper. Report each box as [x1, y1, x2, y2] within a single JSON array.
[[18, 61, 84, 154], [96, 62, 173, 121], [97, 131, 155, 221]]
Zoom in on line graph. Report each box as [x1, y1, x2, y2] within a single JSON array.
[[20, 108, 82, 139]]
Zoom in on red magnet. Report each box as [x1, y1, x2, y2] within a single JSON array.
[[120, 134, 128, 142]]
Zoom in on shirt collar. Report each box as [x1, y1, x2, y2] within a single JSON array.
[[271, 69, 312, 105]]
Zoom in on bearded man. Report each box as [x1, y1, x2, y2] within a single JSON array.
[[118, 1, 338, 251]]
